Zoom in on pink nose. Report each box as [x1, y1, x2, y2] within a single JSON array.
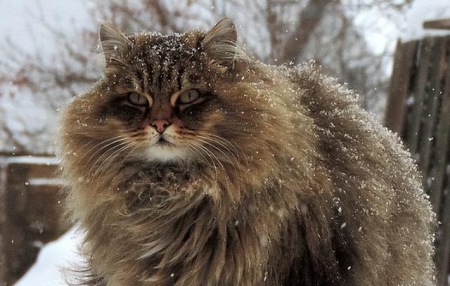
[[150, 119, 170, 134]]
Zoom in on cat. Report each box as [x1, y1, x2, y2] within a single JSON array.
[[59, 19, 435, 286]]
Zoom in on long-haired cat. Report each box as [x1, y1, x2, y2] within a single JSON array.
[[60, 19, 435, 285]]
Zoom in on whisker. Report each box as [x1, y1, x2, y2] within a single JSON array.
[[200, 133, 242, 157], [83, 136, 129, 166], [184, 142, 214, 169], [94, 143, 134, 175], [199, 133, 243, 159], [80, 135, 129, 157], [195, 134, 242, 167], [196, 138, 236, 168], [89, 141, 130, 175], [188, 140, 224, 172], [122, 144, 141, 163]]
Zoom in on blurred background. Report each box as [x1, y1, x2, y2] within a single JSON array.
[[1, 0, 449, 155], [1, 0, 450, 285]]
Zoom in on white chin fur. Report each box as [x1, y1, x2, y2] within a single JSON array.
[[145, 145, 188, 162]]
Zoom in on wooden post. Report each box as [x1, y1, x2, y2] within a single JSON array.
[[418, 37, 447, 186], [384, 34, 450, 286], [423, 19, 450, 30], [425, 37, 450, 286], [384, 40, 417, 134], [406, 38, 432, 155], [430, 38, 450, 216], [0, 159, 8, 286], [0, 156, 66, 286]]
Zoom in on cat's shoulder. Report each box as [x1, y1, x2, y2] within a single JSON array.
[[273, 62, 360, 110]]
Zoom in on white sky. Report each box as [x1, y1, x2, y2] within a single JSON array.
[[0, 0, 90, 52], [1, 0, 449, 60]]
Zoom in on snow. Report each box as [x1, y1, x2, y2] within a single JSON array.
[[1, 0, 450, 284], [27, 177, 64, 186], [402, 0, 450, 41], [0, 155, 59, 165], [14, 227, 84, 286]]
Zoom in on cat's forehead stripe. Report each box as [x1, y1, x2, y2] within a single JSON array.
[[140, 32, 198, 56], [133, 35, 196, 94]]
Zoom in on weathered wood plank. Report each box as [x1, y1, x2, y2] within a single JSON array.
[[431, 37, 450, 286], [0, 159, 9, 286], [406, 38, 433, 155], [430, 37, 450, 216], [4, 163, 29, 286], [385, 40, 417, 134], [418, 37, 446, 185], [423, 18, 450, 30]]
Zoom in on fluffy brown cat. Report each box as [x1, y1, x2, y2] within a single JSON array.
[[60, 19, 435, 286]]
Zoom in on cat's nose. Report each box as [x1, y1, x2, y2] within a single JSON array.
[[150, 119, 171, 134]]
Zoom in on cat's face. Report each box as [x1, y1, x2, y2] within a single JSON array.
[[64, 19, 260, 168], [96, 32, 220, 162]]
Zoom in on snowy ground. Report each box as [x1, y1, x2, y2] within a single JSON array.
[[14, 228, 84, 286]]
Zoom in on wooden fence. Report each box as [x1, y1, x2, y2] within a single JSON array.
[[385, 34, 450, 286], [0, 155, 68, 286]]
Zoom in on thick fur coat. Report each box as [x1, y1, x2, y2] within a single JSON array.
[[60, 19, 435, 285]]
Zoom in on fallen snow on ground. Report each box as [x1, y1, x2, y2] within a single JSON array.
[[14, 227, 84, 286]]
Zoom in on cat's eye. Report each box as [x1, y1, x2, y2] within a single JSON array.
[[128, 93, 149, 106], [178, 89, 200, 105]]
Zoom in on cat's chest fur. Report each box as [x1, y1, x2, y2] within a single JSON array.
[[94, 164, 287, 286]]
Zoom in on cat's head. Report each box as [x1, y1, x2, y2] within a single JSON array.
[[62, 19, 276, 170]]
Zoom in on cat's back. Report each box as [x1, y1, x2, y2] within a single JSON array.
[[281, 63, 435, 285], [289, 63, 425, 200]]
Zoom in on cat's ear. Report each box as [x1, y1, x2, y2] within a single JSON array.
[[98, 23, 131, 67], [201, 19, 245, 70]]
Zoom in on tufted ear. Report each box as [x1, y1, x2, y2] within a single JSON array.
[[98, 23, 132, 68], [201, 19, 242, 69]]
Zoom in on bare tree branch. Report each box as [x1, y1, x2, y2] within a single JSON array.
[[0, 0, 415, 152], [278, 0, 333, 64]]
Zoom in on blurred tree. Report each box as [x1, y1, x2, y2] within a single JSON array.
[[0, 0, 414, 153]]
